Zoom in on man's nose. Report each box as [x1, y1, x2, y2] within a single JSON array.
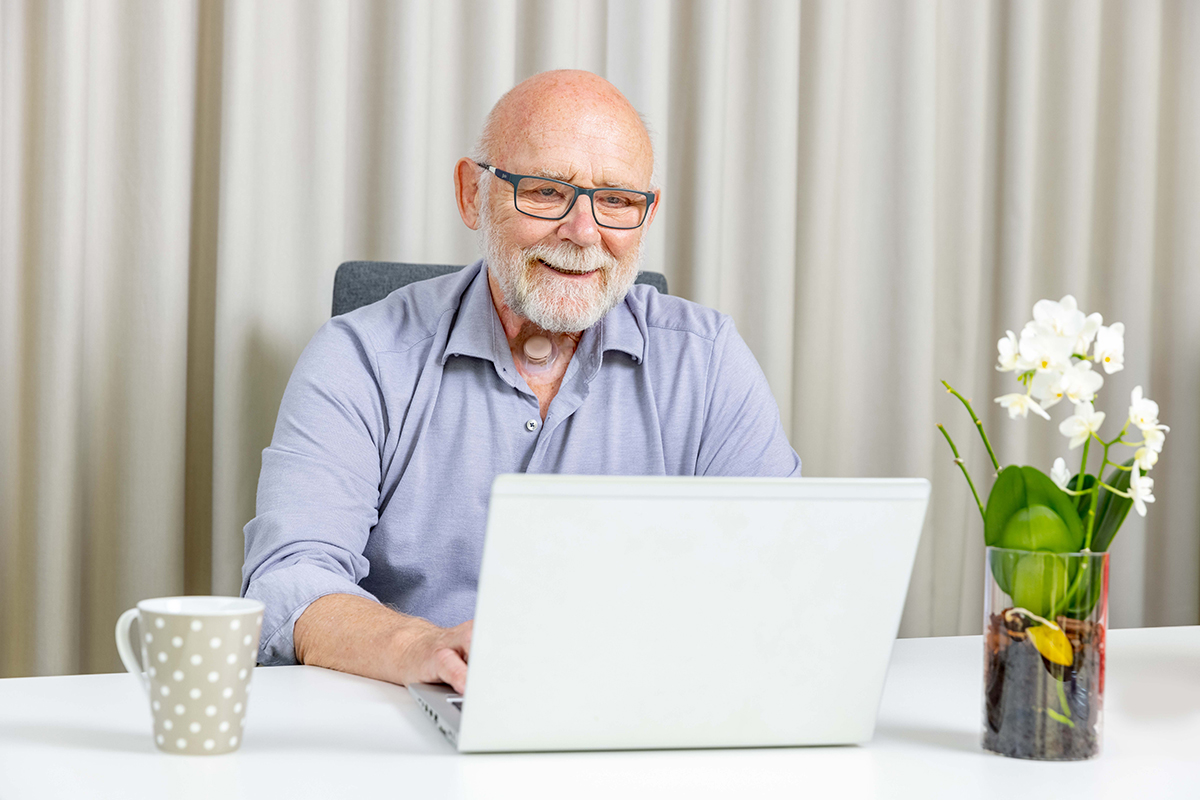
[[557, 194, 602, 248]]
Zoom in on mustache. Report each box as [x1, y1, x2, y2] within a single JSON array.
[[522, 242, 618, 275]]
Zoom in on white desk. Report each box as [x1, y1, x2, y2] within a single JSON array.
[[1, 627, 1197, 799]]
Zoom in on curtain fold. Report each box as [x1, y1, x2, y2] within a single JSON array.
[[2, 0, 1196, 676]]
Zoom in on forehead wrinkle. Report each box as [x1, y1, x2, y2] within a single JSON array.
[[512, 127, 650, 189]]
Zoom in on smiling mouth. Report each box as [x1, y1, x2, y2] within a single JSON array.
[[535, 257, 597, 276]]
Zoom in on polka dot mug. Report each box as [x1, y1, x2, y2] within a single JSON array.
[[114, 596, 264, 755]]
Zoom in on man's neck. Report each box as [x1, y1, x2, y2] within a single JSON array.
[[486, 267, 582, 420], [486, 267, 583, 351]]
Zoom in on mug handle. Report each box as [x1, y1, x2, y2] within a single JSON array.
[[114, 608, 149, 694]]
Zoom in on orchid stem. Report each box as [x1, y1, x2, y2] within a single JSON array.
[[1083, 438, 1114, 551], [1075, 437, 1091, 494], [941, 381, 1001, 473], [937, 424, 985, 523]]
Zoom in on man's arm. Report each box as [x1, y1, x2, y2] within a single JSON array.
[[697, 316, 802, 477], [294, 594, 471, 694], [242, 317, 469, 691]]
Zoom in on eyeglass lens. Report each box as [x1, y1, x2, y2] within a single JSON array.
[[514, 177, 648, 228]]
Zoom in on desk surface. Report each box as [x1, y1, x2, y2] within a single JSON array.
[[1, 626, 1197, 799]]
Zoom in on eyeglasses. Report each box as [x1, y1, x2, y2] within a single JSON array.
[[476, 162, 655, 230]]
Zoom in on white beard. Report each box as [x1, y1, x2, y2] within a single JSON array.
[[479, 201, 643, 334]]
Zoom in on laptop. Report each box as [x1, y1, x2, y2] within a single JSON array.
[[409, 474, 930, 753]]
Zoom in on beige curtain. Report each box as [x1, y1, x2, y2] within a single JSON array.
[[2, 0, 1197, 678]]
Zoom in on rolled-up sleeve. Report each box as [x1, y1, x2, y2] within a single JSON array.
[[242, 318, 386, 665]]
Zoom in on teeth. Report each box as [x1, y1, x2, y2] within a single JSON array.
[[534, 257, 596, 276]]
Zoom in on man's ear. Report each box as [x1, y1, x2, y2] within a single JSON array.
[[455, 158, 483, 230], [643, 187, 663, 230]]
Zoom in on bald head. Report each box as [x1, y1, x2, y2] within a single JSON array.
[[472, 70, 657, 190]]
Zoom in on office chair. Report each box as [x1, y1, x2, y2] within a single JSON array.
[[332, 261, 668, 317]]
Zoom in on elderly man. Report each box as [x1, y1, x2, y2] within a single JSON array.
[[242, 70, 800, 694]]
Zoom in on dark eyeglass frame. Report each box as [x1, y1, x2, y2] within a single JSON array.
[[475, 162, 656, 230]]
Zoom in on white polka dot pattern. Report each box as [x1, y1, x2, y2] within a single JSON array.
[[138, 607, 262, 755]]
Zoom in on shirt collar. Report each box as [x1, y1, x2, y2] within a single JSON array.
[[441, 261, 510, 367], [441, 259, 648, 374], [596, 291, 647, 366]]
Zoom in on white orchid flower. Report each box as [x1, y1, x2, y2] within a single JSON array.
[[996, 330, 1020, 372], [1030, 369, 1066, 408], [1033, 296, 1088, 341], [1128, 386, 1162, 430], [1018, 323, 1074, 373], [1129, 465, 1155, 517], [1058, 401, 1106, 449], [1142, 426, 1167, 453], [1061, 360, 1104, 405], [1093, 322, 1125, 374], [995, 392, 1051, 420], [1074, 312, 1104, 357], [1134, 447, 1158, 471], [1051, 457, 1072, 490]]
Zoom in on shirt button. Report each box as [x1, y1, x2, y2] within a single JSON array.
[[525, 419, 539, 432]]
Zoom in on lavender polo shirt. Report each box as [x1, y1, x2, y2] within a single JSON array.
[[242, 260, 802, 665]]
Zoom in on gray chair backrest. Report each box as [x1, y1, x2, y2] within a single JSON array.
[[332, 261, 668, 317]]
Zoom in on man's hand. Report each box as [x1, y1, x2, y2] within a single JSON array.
[[293, 594, 473, 695], [397, 619, 473, 695]]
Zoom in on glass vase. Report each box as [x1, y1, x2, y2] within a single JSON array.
[[982, 546, 1109, 761]]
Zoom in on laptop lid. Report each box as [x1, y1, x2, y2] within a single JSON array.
[[456, 475, 930, 753]]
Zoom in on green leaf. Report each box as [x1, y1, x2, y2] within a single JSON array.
[[984, 467, 1085, 603], [984, 466, 1084, 551], [1009, 551, 1076, 618], [988, 547, 1023, 596], [1090, 458, 1136, 552], [1068, 473, 1097, 521]]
